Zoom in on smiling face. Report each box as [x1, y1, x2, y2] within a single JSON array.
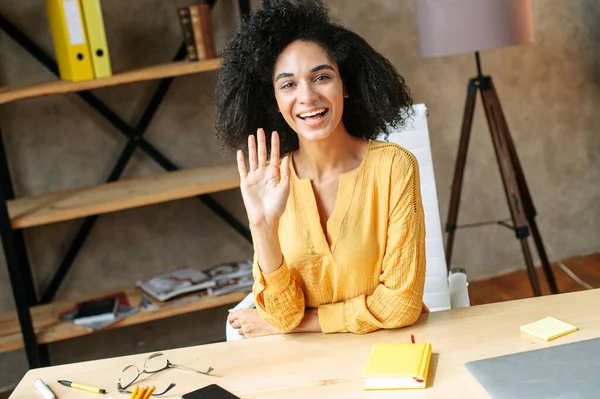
[[272, 40, 346, 143]]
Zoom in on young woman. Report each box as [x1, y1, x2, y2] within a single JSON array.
[[218, 0, 427, 338]]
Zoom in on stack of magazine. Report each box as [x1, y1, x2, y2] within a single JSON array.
[[59, 292, 138, 331], [137, 259, 253, 302]]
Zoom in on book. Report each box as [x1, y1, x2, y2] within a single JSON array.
[[520, 316, 578, 341], [137, 267, 214, 302], [198, 4, 216, 59], [59, 292, 137, 330], [76, 304, 137, 331], [72, 297, 119, 325], [136, 260, 254, 302], [206, 259, 253, 296], [178, 7, 198, 61], [362, 342, 432, 390], [189, 5, 207, 60]]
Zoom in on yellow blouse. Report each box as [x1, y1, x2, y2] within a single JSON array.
[[252, 140, 427, 334]]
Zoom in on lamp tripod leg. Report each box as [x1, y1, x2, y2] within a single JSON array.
[[479, 76, 542, 296], [499, 115, 559, 294], [445, 78, 478, 271]]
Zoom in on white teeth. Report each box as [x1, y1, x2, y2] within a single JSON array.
[[299, 109, 326, 118]]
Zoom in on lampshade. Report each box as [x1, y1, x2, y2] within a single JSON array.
[[415, 0, 534, 58]]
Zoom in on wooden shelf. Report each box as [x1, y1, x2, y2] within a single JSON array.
[[0, 58, 222, 105], [7, 162, 240, 229], [0, 287, 249, 352]]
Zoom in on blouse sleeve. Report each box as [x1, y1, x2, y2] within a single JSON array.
[[252, 255, 306, 332], [317, 150, 426, 334]]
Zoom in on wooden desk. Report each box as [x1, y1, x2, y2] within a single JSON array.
[[10, 289, 600, 398]]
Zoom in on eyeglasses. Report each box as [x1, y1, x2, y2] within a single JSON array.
[[117, 352, 215, 396]]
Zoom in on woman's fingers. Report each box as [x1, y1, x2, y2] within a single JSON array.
[[280, 155, 290, 186], [228, 310, 242, 329], [236, 150, 247, 180], [248, 134, 258, 172], [270, 131, 280, 167], [227, 311, 236, 324], [245, 129, 273, 174], [229, 311, 243, 330], [238, 322, 253, 337], [257, 128, 268, 168]]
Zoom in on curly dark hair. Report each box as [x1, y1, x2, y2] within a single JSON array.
[[215, 0, 413, 155]]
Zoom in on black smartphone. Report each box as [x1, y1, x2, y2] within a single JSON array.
[[182, 384, 241, 399]]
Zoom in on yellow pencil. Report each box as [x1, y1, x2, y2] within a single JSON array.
[[134, 386, 147, 399], [129, 386, 139, 399], [142, 386, 155, 399]]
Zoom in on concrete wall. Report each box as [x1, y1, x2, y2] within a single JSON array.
[[1, 0, 599, 390]]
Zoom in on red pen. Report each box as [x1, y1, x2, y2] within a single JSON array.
[[410, 334, 424, 383]]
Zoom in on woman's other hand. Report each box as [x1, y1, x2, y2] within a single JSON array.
[[228, 308, 281, 338], [237, 129, 290, 228]]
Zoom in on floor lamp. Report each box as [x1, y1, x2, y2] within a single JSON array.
[[415, 0, 558, 296]]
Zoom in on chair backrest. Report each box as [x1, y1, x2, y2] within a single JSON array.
[[380, 103, 451, 312]]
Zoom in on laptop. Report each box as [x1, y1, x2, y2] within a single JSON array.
[[465, 337, 600, 399]]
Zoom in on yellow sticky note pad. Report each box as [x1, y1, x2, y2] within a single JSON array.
[[520, 316, 578, 341]]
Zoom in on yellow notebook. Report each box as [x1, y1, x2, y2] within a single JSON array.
[[520, 316, 578, 341], [362, 342, 432, 390]]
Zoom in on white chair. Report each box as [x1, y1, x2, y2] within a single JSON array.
[[385, 103, 470, 312], [225, 103, 469, 341]]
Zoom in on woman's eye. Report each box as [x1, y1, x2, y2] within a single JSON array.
[[281, 82, 294, 89], [315, 74, 331, 82]]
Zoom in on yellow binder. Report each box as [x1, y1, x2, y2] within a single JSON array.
[[44, 0, 94, 81], [80, 0, 112, 78]]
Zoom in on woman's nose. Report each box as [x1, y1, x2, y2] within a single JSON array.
[[298, 82, 318, 104]]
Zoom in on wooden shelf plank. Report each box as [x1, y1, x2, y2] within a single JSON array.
[[0, 58, 222, 105], [7, 162, 240, 229], [0, 287, 249, 352]]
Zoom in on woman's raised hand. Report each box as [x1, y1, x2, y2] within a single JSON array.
[[237, 129, 290, 228]]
